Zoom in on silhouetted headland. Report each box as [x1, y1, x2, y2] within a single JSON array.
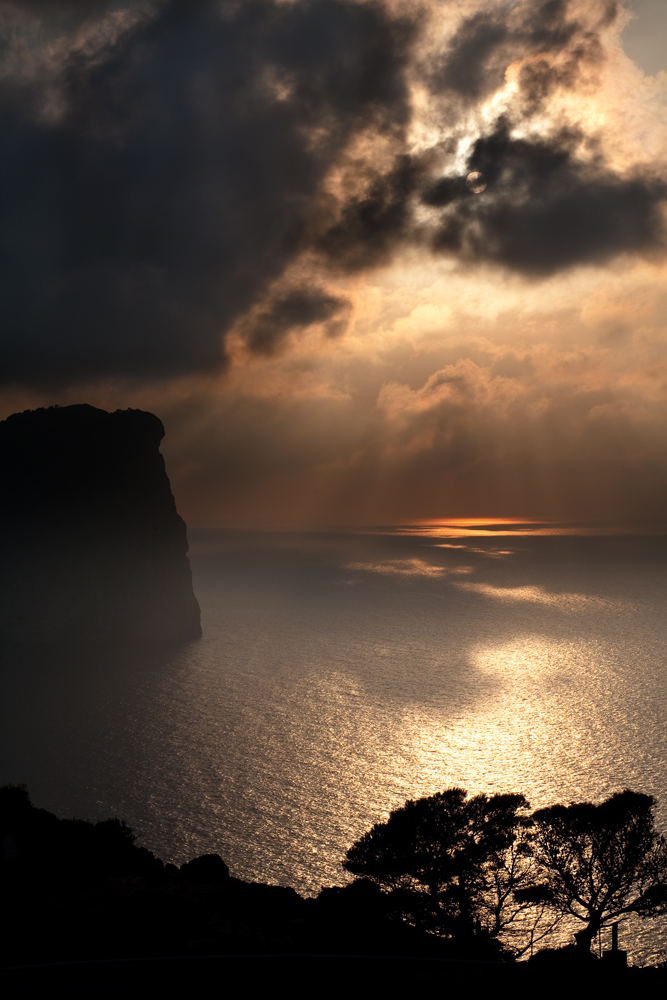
[[0, 404, 201, 642]]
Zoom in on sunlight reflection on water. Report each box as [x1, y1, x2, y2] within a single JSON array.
[[1, 529, 666, 963]]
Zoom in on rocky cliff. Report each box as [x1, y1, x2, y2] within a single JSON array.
[[0, 404, 201, 641]]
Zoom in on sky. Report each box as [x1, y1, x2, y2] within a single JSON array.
[[0, 0, 666, 527]]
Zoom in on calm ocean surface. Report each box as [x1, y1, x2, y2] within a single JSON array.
[[2, 526, 667, 963]]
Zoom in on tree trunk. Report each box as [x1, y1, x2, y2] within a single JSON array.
[[574, 917, 600, 953]]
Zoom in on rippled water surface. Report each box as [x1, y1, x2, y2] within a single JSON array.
[[2, 528, 666, 962]]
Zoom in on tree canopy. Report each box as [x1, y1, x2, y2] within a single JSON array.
[[526, 790, 667, 950], [343, 788, 534, 943], [344, 788, 667, 956]]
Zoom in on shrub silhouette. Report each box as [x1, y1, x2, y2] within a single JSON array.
[[0, 784, 161, 882], [180, 854, 229, 884]]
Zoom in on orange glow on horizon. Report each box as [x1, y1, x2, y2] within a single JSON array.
[[412, 518, 539, 527], [390, 519, 667, 538]]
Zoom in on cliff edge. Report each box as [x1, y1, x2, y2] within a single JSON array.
[[0, 404, 201, 641]]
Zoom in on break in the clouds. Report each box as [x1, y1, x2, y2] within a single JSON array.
[[0, 0, 665, 384]]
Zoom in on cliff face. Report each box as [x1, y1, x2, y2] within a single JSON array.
[[0, 404, 201, 642]]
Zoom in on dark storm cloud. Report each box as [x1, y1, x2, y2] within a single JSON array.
[[1, 0, 665, 388], [322, 115, 667, 279], [246, 288, 352, 354], [431, 0, 619, 103], [0, 0, 417, 385], [318, 153, 425, 272], [423, 120, 667, 274], [315, 0, 665, 280], [0, 0, 112, 28]]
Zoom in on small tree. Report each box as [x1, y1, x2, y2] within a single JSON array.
[[343, 788, 534, 944], [526, 790, 667, 952]]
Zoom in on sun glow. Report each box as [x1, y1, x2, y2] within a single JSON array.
[[398, 519, 552, 538]]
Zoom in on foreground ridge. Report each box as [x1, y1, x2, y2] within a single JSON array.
[[1, 784, 666, 984]]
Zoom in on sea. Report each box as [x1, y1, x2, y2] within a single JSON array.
[[2, 522, 666, 964]]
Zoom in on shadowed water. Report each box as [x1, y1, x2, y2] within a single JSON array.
[[1, 528, 666, 962]]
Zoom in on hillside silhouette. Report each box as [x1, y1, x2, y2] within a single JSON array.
[[0, 405, 200, 642], [1, 785, 667, 995]]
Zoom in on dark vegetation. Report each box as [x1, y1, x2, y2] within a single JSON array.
[[0, 405, 201, 642], [344, 788, 667, 958], [2, 784, 667, 992]]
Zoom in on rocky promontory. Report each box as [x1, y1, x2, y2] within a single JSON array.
[[0, 404, 201, 642]]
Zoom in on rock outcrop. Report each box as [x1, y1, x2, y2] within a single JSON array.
[[0, 404, 201, 641]]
